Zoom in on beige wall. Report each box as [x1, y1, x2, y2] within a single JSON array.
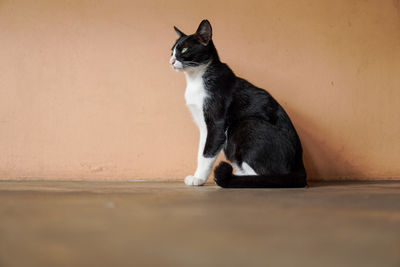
[[1, 0, 399, 181]]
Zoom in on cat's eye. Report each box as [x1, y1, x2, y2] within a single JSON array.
[[181, 47, 188, 53]]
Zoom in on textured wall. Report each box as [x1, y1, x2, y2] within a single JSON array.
[[1, 0, 399, 180]]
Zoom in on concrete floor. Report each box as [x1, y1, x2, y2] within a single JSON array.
[[0, 181, 399, 267]]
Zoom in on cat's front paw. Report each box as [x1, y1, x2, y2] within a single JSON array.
[[184, 175, 206, 186]]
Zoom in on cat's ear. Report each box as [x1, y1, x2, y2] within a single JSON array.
[[195, 20, 212, 46], [174, 26, 186, 38]]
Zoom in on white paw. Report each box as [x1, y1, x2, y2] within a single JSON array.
[[184, 175, 206, 186]]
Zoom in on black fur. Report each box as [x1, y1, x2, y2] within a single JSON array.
[[172, 20, 307, 188]]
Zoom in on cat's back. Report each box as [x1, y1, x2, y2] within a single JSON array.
[[231, 78, 278, 113], [229, 77, 298, 131]]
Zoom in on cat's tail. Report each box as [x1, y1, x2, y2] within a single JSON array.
[[214, 161, 307, 188]]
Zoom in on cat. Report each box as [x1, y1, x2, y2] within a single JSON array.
[[170, 20, 307, 188]]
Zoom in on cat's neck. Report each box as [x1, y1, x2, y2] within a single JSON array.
[[183, 61, 211, 81]]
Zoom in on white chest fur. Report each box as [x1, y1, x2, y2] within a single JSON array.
[[184, 67, 208, 129]]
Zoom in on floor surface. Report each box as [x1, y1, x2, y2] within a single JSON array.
[[1, 180, 399, 267]]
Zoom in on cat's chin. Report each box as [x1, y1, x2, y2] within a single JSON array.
[[173, 66, 184, 72]]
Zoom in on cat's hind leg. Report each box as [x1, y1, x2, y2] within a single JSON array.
[[232, 162, 257, 176]]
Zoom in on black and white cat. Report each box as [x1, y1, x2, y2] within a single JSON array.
[[170, 20, 307, 188]]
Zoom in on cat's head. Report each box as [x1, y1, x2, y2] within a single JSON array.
[[170, 20, 217, 72]]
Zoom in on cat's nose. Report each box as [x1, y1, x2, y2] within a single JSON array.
[[170, 58, 176, 65]]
